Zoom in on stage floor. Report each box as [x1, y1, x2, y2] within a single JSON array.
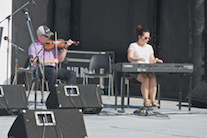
[[1, 91, 207, 138]]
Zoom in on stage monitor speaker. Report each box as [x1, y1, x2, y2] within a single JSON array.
[[189, 80, 207, 107], [0, 84, 28, 115], [46, 84, 103, 114], [8, 109, 87, 138]]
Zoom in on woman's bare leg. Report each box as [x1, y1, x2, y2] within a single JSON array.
[[148, 74, 159, 106], [148, 74, 157, 102], [137, 74, 150, 104]]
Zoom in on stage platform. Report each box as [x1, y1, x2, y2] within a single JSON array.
[[1, 91, 207, 138]]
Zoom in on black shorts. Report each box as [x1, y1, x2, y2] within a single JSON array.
[[129, 73, 140, 80]]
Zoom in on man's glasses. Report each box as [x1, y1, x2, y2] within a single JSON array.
[[42, 34, 49, 38]]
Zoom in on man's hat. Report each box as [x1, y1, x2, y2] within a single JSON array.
[[36, 25, 54, 37]]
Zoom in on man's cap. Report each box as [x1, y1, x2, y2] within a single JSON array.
[[36, 25, 54, 37]]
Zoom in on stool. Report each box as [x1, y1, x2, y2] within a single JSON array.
[[12, 67, 33, 91], [121, 76, 161, 108]]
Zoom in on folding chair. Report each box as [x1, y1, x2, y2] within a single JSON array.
[[83, 54, 114, 98]]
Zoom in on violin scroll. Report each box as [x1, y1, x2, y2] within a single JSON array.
[[73, 41, 80, 46], [45, 39, 80, 50]]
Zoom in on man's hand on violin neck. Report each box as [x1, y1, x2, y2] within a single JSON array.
[[65, 39, 74, 48]]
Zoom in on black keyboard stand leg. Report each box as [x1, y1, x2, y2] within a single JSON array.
[[179, 75, 183, 110], [179, 92, 182, 110], [157, 83, 161, 109], [188, 75, 192, 111], [118, 74, 125, 113], [115, 91, 117, 110]]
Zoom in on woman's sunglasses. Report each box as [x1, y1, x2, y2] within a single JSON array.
[[144, 37, 151, 40]]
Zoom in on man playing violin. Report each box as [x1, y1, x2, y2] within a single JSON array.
[[28, 25, 76, 91]]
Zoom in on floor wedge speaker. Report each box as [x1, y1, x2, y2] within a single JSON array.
[[188, 80, 207, 107], [0, 84, 28, 115], [8, 109, 87, 138], [46, 84, 103, 114]]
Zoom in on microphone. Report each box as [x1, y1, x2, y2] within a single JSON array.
[[4, 36, 9, 41], [29, 55, 33, 59], [22, 8, 30, 21], [29, 55, 34, 66], [31, 0, 37, 6]]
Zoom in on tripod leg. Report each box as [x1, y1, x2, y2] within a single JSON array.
[[34, 69, 40, 109], [41, 78, 44, 104], [27, 79, 35, 101]]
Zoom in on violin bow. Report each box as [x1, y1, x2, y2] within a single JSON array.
[[55, 31, 58, 72]]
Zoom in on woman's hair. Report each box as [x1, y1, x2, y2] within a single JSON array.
[[135, 25, 149, 38]]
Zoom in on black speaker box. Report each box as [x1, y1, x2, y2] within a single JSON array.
[[0, 84, 28, 115], [46, 84, 103, 114], [8, 109, 87, 138], [189, 80, 207, 107]]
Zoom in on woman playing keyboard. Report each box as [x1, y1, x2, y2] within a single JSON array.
[[127, 25, 163, 107]]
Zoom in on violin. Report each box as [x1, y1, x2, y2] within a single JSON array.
[[45, 39, 80, 50]]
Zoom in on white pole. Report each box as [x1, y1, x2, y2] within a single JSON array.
[[0, 0, 12, 84]]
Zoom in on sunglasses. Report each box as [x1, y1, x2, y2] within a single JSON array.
[[42, 34, 49, 38], [143, 37, 151, 40]]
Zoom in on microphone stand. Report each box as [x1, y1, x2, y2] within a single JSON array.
[[38, 38, 51, 104], [24, 10, 45, 110], [0, 1, 30, 24], [5, 39, 25, 52], [0, 1, 31, 84], [4, 38, 25, 85]]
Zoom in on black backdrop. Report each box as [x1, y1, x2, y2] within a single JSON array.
[[12, 0, 205, 100]]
